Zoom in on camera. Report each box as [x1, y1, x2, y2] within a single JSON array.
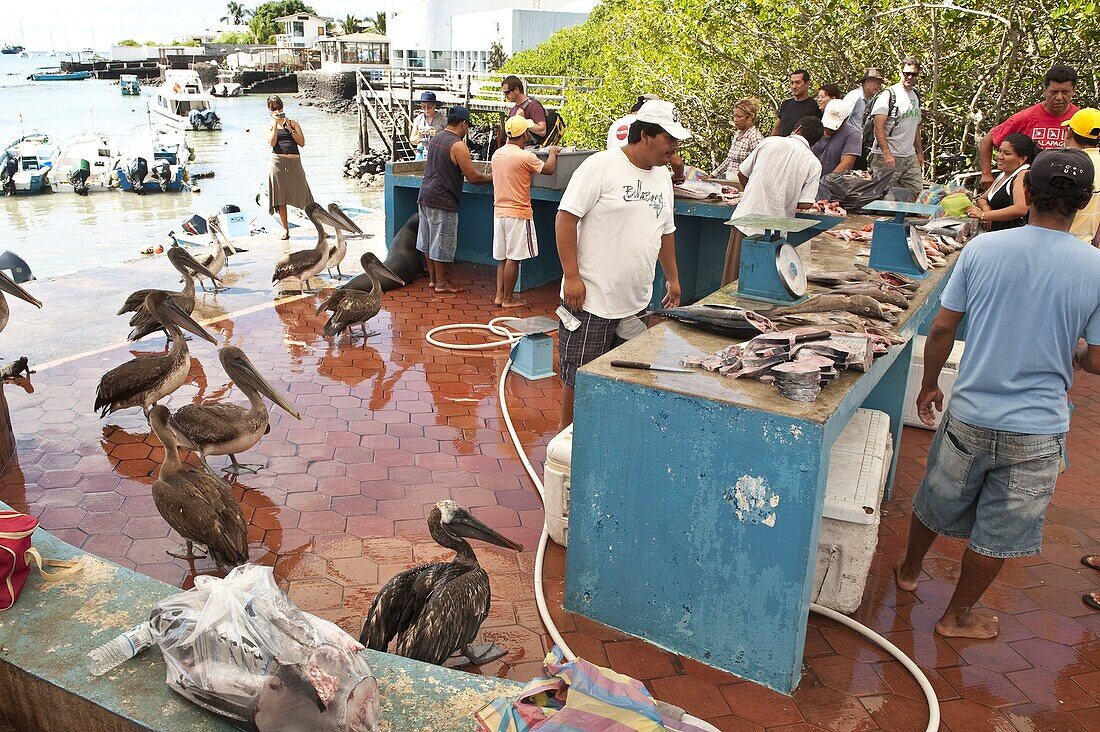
[[273, 111, 286, 119]]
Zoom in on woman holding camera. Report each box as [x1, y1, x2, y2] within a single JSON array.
[[266, 95, 313, 239]]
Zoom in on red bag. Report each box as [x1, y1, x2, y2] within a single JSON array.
[[1, 510, 82, 610]]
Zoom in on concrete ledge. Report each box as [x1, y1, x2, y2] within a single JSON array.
[[0, 502, 522, 731]]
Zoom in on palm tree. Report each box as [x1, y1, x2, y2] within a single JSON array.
[[220, 2, 250, 26], [340, 14, 361, 35], [363, 11, 386, 35]]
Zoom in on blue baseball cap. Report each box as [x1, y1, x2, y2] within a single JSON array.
[[419, 91, 437, 103], [448, 106, 471, 123]]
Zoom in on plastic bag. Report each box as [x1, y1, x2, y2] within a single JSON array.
[[939, 192, 973, 219], [816, 167, 894, 210], [149, 564, 380, 732]]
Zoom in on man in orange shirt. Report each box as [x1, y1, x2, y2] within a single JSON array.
[[490, 116, 560, 307]]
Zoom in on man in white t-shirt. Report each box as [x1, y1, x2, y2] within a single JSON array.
[[842, 67, 885, 134], [556, 99, 692, 428], [870, 58, 925, 198], [608, 94, 687, 182]]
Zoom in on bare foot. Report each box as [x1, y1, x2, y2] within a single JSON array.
[[435, 283, 464, 293], [493, 296, 503, 305], [935, 608, 1000, 639], [894, 558, 920, 592], [501, 299, 528, 309]]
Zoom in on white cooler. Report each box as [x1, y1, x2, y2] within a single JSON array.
[[903, 335, 965, 430], [543, 425, 573, 546], [811, 408, 893, 614]]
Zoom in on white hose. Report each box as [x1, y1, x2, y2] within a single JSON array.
[[426, 318, 939, 732]]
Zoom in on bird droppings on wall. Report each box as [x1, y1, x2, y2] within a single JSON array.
[[725, 475, 780, 527]]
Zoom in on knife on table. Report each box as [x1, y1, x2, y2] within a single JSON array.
[[611, 360, 694, 373]]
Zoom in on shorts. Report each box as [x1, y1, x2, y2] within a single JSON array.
[[557, 304, 638, 387], [493, 217, 538, 261], [912, 411, 1065, 558], [416, 204, 459, 262]]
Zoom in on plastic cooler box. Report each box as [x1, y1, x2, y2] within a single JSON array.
[[811, 408, 893, 614], [904, 335, 966, 430], [545, 410, 891, 615], [532, 150, 596, 191]]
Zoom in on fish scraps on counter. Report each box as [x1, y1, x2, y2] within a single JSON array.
[[680, 327, 892, 402], [827, 224, 874, 242], [804, 200, 847, 216]]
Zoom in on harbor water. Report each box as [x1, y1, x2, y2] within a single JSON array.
[[0, 53, 381, 280]]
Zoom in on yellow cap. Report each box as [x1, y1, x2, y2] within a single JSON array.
[[1063, 108, 1100, 140], [505, 115, 536, 138]]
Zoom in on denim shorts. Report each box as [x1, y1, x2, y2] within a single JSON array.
[[912, 411, 1065, 558], [416, 204, 459, 262]]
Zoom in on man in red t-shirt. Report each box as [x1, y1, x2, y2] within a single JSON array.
[[978, 65, 1078, 188]]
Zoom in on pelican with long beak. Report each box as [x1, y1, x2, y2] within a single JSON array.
[[193, 216, 236, 293], [324, 202, 362, 279], [147, 404, 249, 566], [122, 246, 221, 343], [0, 269, 42, 334], [272, 202, 354, 292], [94, 292, 217, 418], [360, 500, 523, 666], [170, 345, 301, 476], [316, 252, 403, 341]]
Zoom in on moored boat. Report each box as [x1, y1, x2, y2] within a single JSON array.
[[114, 126, 189, 193], [120, 74, 140, 95], [0, 133, 58, 195], [49, 133, 121, 195], [28, 67, 93, 81], [151, 70, 221, 131]]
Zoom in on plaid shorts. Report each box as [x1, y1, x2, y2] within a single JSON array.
[[557, 304, 628, 387]]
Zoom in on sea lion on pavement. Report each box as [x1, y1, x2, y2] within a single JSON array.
[[382, 213, 422, 292]]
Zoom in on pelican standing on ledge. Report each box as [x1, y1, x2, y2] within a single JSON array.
[[0, 269, 42, 334], [95, 292, 217, 417], [147, 405, 248, 566], [316, 252, 404, 341], [272, 202, 353, 292], [193, 216, 236, 293], [360, 500, 523, 666], [324, 202, 362, 279], [122, 246, 220, 343], [171, 345, 301, 476]]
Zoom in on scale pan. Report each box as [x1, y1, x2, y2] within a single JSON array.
[[908, 227, 930, 271], [775, 243, 807, 296]]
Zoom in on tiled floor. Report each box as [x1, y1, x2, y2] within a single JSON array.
[[2, 262, 1098, 731]]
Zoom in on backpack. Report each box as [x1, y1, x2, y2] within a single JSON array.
[[1, 510, 82, 610], [858, 87, 922, 169]]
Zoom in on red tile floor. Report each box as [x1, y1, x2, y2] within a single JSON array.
[[2, 262, 1099, 731]]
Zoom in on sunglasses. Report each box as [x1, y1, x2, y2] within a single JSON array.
[[902, 71, 920, 78]]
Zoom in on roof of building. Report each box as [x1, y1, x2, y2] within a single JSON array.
[[273, 13, 329, 22], [328, 32, 389, 43]]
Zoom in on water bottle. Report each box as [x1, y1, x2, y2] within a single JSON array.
[[87, 621, 154, 676]]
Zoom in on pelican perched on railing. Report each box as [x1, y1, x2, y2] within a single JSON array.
[[170, 345, 301, 476], [192, 216, 236, 293], [147, 404, 248, 567], [360, 500, 523, 666], [95, 292, 217, 418], [324, 203, 362, 279], [316, 252, 403, 341], [122, 246, 220, 343], [272, 202, 353, 293], [0, 269, 42, 334]]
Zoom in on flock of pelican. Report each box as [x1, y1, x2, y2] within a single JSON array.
[[75, 202, 518, 665]]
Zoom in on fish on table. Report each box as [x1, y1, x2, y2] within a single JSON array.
[[769, 294, 898, 324], [652, 303, 774, 338]]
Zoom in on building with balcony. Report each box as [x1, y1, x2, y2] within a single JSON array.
[[319, 33, 390, 73], [274, 13, 329, 49]]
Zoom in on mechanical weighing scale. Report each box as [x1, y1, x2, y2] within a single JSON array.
[[862, 200, 940, 279], [726, 214, 820, 305], [507, 315, 559, 380]]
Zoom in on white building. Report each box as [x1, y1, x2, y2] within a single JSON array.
[[319, 33, 390, 73], [274, 13, 330, 49], [388, 1, 592, 72]]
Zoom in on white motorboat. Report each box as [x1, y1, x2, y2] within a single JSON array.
[[114, 125, 190, 193], [49, 133, 121, 195], [151, 70, 221, 131], [0, 133, 58, 195], [210, 71, 242, 97]]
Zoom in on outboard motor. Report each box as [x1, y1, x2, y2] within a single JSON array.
[[128, 156, 149, 194], [70, 159, 91, 196], [150, 160, 172, 192], [200, 109, 220, 130], [0, 251, 35, 283], [1, 155, 18, 196], [188, 109, 204, 130]]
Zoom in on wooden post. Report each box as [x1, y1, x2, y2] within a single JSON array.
[[407, 72, 414, 152], [464, 73, 471, 108]]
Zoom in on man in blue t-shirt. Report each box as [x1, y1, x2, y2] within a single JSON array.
[[895, 148, 1100, 640]]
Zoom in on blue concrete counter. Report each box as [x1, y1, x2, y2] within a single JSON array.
[[384, 162, 738, 306], [563, 235, 958, 694], [0, 503, 522, 731]]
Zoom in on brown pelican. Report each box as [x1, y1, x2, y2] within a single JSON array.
[[360, 500, 523, 666], [0, 270, 42, 334], [193, 216, 236, 293], [122, 246, 220, 343], [272, 202, 353, 292], [324, 203, 362, 279], [147, 404, 248, 566], [95, 292, 217, 418], [316, 253, 403, 341], [170, 345, 301, 476]]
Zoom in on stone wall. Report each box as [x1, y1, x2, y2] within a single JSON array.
[[297, 71, 357, 102], [244, 73, 298, 95]]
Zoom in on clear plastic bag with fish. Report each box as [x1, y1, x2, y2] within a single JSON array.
[[149, 564, 380, 732]]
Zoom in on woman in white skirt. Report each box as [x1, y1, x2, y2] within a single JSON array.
[[266, 95, 314, 239]]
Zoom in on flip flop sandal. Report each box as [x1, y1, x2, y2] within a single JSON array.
[[1083, 593, 1100, 612], [1081, 555, 1100, 571]]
